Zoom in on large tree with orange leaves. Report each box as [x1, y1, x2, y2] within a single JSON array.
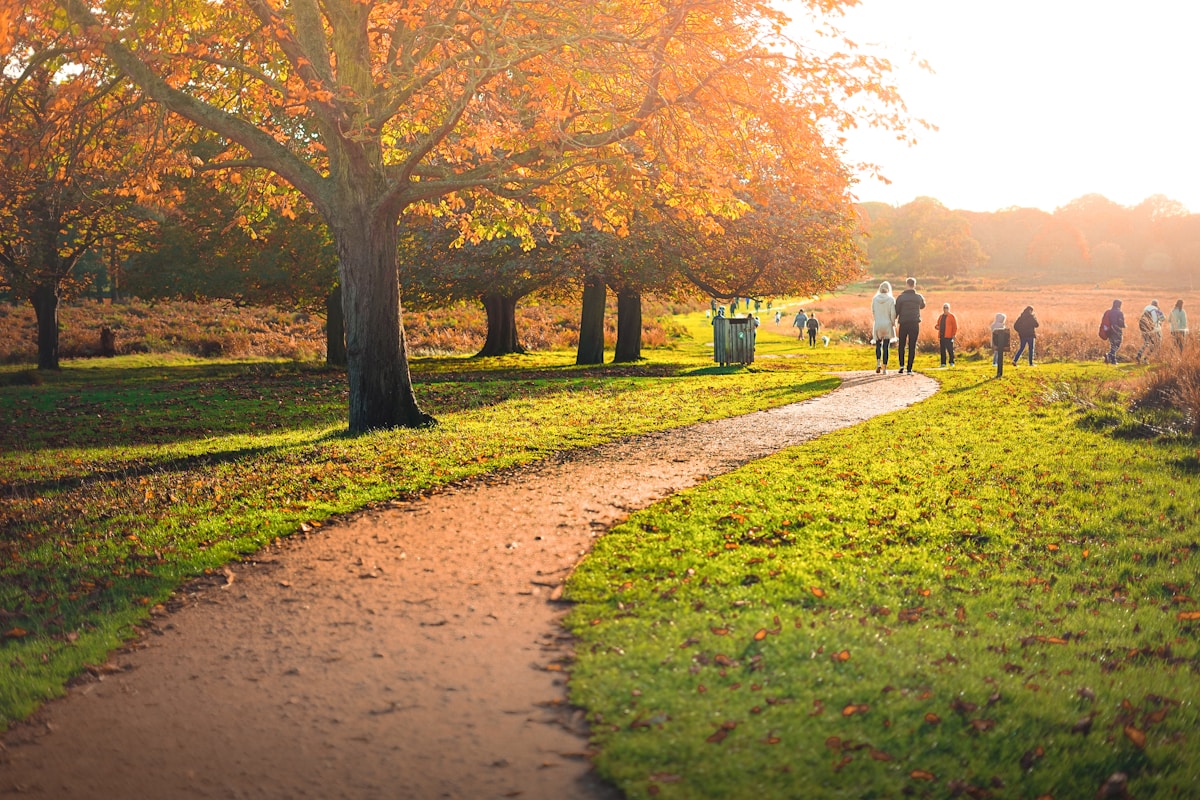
[[0, 9, 178, 369], [22, 0, 909, 431]]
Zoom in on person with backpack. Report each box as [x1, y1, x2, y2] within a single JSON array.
[[935, 302, 957, 367], [1100, 300, 1126, 364], [1011, 306, 1039, 366], [893, 277, 926, 374], [1135, 300, 1166, 363], [990, 313, 1011, 378], [805, 313, 820, 346]]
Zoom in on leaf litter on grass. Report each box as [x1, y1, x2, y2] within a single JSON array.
[[565, 362, 1200, 800]]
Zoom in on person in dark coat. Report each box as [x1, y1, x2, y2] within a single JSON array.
[[893, 277, 926, 374], [1011, 306, 1039, 366], [1103, 300, 1125, 364]]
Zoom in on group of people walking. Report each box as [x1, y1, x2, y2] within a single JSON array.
[[870, 277, 930, 374], [1099, 298, 1189, 365], [712, 284, 1191, 374], [791, 308, 823, 346]]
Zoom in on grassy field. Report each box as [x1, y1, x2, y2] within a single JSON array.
[[0, 315, 830, 726], [564, 359, 1200, 799], [3, 289, 1197, 800]]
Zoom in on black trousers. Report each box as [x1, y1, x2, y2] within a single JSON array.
[[898, 322, 920, 369], [939, 337, 955, 365]]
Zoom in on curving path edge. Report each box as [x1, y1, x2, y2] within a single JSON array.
[[1, 371, 938, 799]]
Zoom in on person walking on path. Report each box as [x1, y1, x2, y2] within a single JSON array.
[[1102, 300, 1126, 364], [894, 277, 926, 374], [792, 309, 808, 340], [991, 313, 1011, 378], [871, 281, 897, 374], [1011, 306, 1039, 366], [1136, 300, 1167, 363], [805, 313, 820, 346], [935, 302, 957, 367], [1169, 299, 1189, 353]]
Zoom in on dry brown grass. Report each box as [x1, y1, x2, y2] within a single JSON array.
[[0, 295, 701, 364], [1132, 343, 1200, 435], [804, 281, 1199, 364]]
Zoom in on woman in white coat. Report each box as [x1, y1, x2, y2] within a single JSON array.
[[871, 281, 898, 373]]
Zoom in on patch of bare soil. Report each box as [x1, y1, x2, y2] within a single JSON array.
[[1, 371, 936, 799]]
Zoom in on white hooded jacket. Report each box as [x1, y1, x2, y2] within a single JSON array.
[[871, 292, 897, 343]]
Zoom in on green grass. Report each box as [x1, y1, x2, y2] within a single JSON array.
[[564, 361, 1200, 800], [0, 329, 836, 726]]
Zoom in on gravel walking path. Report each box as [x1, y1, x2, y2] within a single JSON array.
[[2, 371, 937, 799]]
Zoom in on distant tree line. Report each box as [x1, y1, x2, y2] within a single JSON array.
[[860, 195, 1200, 284]]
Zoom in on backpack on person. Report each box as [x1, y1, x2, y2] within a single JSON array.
[[1138, 310, 1156, 334], [1099, 310, 1112, 341], [806, 317, 819, 331]]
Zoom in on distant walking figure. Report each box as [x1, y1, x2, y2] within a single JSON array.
[[1102, 300, 1126, 364], [792, 309, 808, 340], [1011, 306, 1039, 366], [871, 281, 897, 374], [893, 277, 926, 374], [805, 313, 820, 346], [1136, 300, 1166, 363], [1169, 299, 1188, 353], [991, 313, 1011, 378], [935, 303, 957, 367]]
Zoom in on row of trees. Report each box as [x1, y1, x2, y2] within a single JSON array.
[[1, 0, 911, 431], [862, 195, 1200, 282]]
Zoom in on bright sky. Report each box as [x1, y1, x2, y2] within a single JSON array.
[[828, 0, 1200, 214]]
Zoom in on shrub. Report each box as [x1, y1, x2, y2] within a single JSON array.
[[1133, 347, 1200, 435]]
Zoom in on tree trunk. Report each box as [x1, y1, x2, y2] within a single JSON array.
[[613, 288, 642, 362], [477, 293, 524, 357], [31, 282, 60, 370], [325, 284, 347, 367], [576, 276, 607, 365], [336, 215, 432, 432], [109, 245, 123, 304]]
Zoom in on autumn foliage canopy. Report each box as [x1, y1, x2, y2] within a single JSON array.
[[2, 0, 910, 430]]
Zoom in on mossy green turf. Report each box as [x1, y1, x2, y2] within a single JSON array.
[[565, 362, 1200, 800], [0, 324, 831, 727]]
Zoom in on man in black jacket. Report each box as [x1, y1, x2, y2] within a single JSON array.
[[894, 277, 926, 374]]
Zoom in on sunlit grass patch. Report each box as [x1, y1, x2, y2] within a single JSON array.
[[565, 361, 1200, 799], [0, 348, 835, 726]]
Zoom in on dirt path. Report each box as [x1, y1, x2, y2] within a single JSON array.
[[2, 371, 937, 799]]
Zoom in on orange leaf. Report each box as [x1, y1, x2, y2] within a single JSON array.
[[924, 713, 941, 725], [1176, 611, 1200, 621], [841, 703, 869, 717], [753, 628, 768, 641], [1124, 725, 1146, 749], [869, 749, 893, 762], [910, 769, 936, 781], [711, 627, 729, 635], [831, 649, 851, 662], [810, 586, 826, 598], [4, 627, 28, 639], [706, 721, 737, 744]]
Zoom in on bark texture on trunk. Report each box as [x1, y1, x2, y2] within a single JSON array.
[[337, 215, 432, 432], [575, 277, 607, 365], [31, 283, 60, 370], [325, 284, 347, 367], [477, 293, 524, 357], [613, 288, 642, 363]]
